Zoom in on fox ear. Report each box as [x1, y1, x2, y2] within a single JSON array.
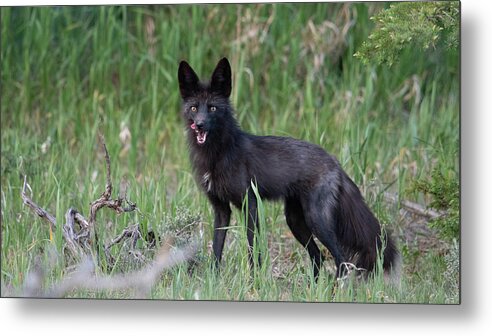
[[210, 57, 231, 98], [178, 61, 200, 99]]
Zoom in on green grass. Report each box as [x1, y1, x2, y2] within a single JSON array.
[[1, 4, 459, 303]]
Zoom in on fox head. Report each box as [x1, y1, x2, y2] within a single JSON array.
[[178, 58, 232, 146]]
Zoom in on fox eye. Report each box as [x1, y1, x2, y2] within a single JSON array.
[[210, 106, 216, 112], [190, 106, 197, 112]]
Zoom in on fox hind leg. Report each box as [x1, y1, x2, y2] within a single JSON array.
[[284, 197, 324, 280], [299, 186, 347, 278]]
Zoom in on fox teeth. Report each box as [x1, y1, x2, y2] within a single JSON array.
[[196, 131, 207, 145]]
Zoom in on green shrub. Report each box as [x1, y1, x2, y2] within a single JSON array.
[[354, 1, 459, 66], [413, 165, 459, 242]]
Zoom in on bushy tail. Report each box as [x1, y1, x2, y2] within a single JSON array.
[[337, 173, 399, 278]]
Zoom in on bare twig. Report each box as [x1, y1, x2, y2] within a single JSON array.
[[21, 175, 56, 232], [383, 192, 446, 219], [99, 131, 112, 198], [44, 240, 198, 298], [88, 132, 137, 231], [105, 224, 142, 250], [21, 177, 88, 257], [103, 224, 144, 266]]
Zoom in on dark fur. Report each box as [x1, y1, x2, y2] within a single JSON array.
[[178, 58, 398, 279]]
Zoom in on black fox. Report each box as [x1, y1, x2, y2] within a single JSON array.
[[178, 57, 399, 279]]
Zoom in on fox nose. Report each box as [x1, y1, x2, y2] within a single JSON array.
[[195, 121, 204, 130]]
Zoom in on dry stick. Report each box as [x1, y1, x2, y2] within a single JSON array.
[[88, 132, 136, 230], [103, 224, 143, 265], [102, 131, 112, 198], [21, 176, 89, 258], [88, 132, 112, 230], [383, 192, 446, 219], [87, 131, 138, 266], [105, 224, 142, 250], [21, 131, 137, 262], [21, 175, 56, 232], [63, 209, 83, 256], [45, 239, 198, 298], [21, 176, 80, 255]]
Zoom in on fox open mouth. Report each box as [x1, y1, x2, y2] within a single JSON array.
[[191, 122, 208, 145]]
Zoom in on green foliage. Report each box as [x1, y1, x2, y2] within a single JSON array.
[[413, 164, 459, 242], [161, 207, 201, 247], [354, 1, 459, 65]]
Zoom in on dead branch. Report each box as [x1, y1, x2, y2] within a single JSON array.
[[105, 224, 142, 250], [17, 239, 198, 298], [17, 131, 201, 299], [21, 177, 88, 257], [383, 192, 446, 219], [21, 175, 56, 232], [47, 240, 197, 298], [20, 132, 138, 263], [103, 224, 144, 266], [88, 132, 136, 231], [100, 131, 113, 199]]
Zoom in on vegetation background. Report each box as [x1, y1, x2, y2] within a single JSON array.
[[1, 2, 459, 303]]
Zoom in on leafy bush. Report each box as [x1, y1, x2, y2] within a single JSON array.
[[161, 207, 202, 247], [413, 165, 459, 242], [354, 1, 459, 65]]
